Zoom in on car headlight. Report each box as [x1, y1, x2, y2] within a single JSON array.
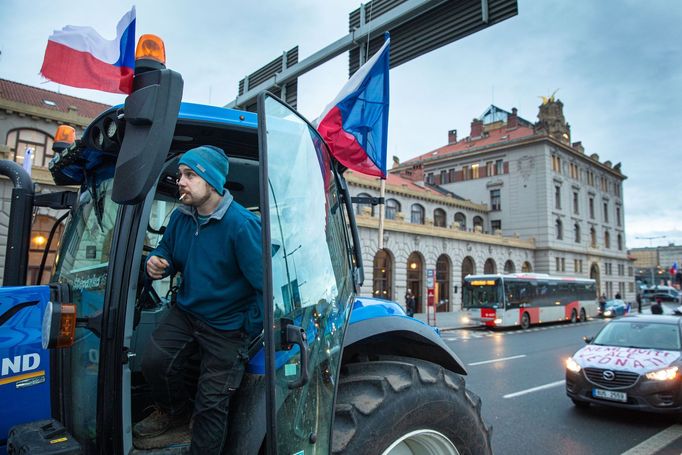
[[604, 310, 613, 316], [646, 366, 678, 381], [566, 357, 581, 373]]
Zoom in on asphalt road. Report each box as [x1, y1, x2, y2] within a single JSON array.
[[442, 318, 682, 455]]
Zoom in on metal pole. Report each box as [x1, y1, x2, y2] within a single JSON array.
[[378, 179, 386, 249]]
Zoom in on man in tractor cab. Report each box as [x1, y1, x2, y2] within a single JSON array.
[[133, 145, 263, 454]]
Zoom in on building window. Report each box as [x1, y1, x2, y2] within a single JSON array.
[[454, 212, 467, 230], [573, 191, 579, 215], [590, 227, 597, 248], [440, 170, 448, 184], [462, 165, 469, 180], [616, 206, 621, 227], [574, 259, 584, 273], [433, 208, 446, 227], [552, 155, 561, 173], [555, 257, 565, 272], [556, 218, 563, 240], [471, 164, 479, 179], [589, 197, 595, 219], [603, 201, 609, 223], [385, 198, 400, 220], [426, 173, 434, 184], [491, 220, 501, 232], [574, 223, 581, 243], [355, 192, 374, 216], [411, 204, 425, 224], [448, 168, 455, 182], [555, 186, 561, 209], [617, 233, 623, 251], [587, 171, 594, 186], [490, 189, 501, 211], [604, 230, 611, 249], [373, 249, 393, 300], [6, 128, 54, 168], [473, 216, 484, 231], [495, 159, 504, 175], [486, 161, 493, 176]]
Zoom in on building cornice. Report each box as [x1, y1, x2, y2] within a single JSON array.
[[0, 98, 94, 127], [346, 172, 488, 213], [395, 133, 627, 181], [356, 214, 535, 249]]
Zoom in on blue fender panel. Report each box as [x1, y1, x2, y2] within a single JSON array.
[[345, 298, 467, 375]]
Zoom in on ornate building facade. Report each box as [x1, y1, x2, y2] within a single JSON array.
[[349, 99, 635, 311], [0, 79, 109, 285]]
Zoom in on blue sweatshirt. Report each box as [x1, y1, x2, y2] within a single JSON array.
[[148, 193, 263, 337]]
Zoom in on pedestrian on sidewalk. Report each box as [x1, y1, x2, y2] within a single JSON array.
[[405, 289, 416, 317]]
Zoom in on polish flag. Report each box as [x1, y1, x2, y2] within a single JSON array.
[[40, 7, 136, 94], [316, 34, 390, 178]]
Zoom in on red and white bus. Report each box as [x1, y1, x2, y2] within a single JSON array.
[[461, 273, 598, 329]]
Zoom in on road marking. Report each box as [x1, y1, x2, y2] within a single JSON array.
[[503, 380, 566, 399], [621, 424, 682, 455], [469, 354, 527, 366]]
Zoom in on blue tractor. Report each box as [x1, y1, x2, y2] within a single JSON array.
[[1, 35, 491, 454]]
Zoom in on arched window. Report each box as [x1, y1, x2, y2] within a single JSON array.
[[617, 233, 623, 251], [461, 256, 475, 280], [355, 192, 374, 216], [436, 254, 451, 312], [590, 227, 597, 248], [473, 216, 484, 231], [522, 261, 533, 273], [556, 218, 563, 240], [6, 128, 54, 168], [407, 252, 424, 312], [454, 212, 467, 230], [574, 223, 581, 243], [484, 258, 497, 274], [433, 208, 446, 227], [504, 260, 515, 274], [373, 249, 393, 300], [410, 204, 425, 224], [385, 198, 400, 220], [28, 214, 64, 284]]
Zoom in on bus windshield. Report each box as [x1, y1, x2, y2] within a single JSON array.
[[462, 278, 503, 309]]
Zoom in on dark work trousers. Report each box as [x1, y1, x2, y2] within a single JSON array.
[[142, 305, 249, 454]]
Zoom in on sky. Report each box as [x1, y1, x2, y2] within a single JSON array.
[[1, 0, 681, 249]]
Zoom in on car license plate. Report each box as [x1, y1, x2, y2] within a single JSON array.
[[593, 388, 627, 402]]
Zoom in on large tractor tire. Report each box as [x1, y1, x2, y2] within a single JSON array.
[[332, 356, 492, 455]]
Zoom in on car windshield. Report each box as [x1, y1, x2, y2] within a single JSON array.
[[593, 321, 682, 350]]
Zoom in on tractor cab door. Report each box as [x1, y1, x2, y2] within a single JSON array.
[[258, 93, 356, 454]]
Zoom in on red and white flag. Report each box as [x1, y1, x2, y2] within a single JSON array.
[[40, 7, 136, 94]]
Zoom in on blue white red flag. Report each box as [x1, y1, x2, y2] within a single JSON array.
[[316, 35, 390, 178], [40, 7, 136, 94], [672, 261, 678, 276]]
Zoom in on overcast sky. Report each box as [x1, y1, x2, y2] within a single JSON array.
[[1, 0, 680, 250]]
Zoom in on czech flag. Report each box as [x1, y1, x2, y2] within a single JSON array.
[[672, 261, 679, 277], [40, 7, 136, 94], [316, 34, 390, 178]]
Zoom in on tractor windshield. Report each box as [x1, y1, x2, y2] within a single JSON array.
[[51, 171, 118, 452]]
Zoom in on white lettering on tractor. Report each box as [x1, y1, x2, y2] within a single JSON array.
[[1, 353, 41, 376]]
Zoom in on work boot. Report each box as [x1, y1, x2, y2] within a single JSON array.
[[133, 424, 191, 450], [133, 407, 190, 439]]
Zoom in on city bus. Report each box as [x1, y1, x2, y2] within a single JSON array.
[[462, 273, 598, 329]]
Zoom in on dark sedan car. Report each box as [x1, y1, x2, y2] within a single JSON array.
[[566, 315, 682, 413]]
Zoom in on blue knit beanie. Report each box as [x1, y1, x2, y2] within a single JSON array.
[[179, 145, 229, 195]]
